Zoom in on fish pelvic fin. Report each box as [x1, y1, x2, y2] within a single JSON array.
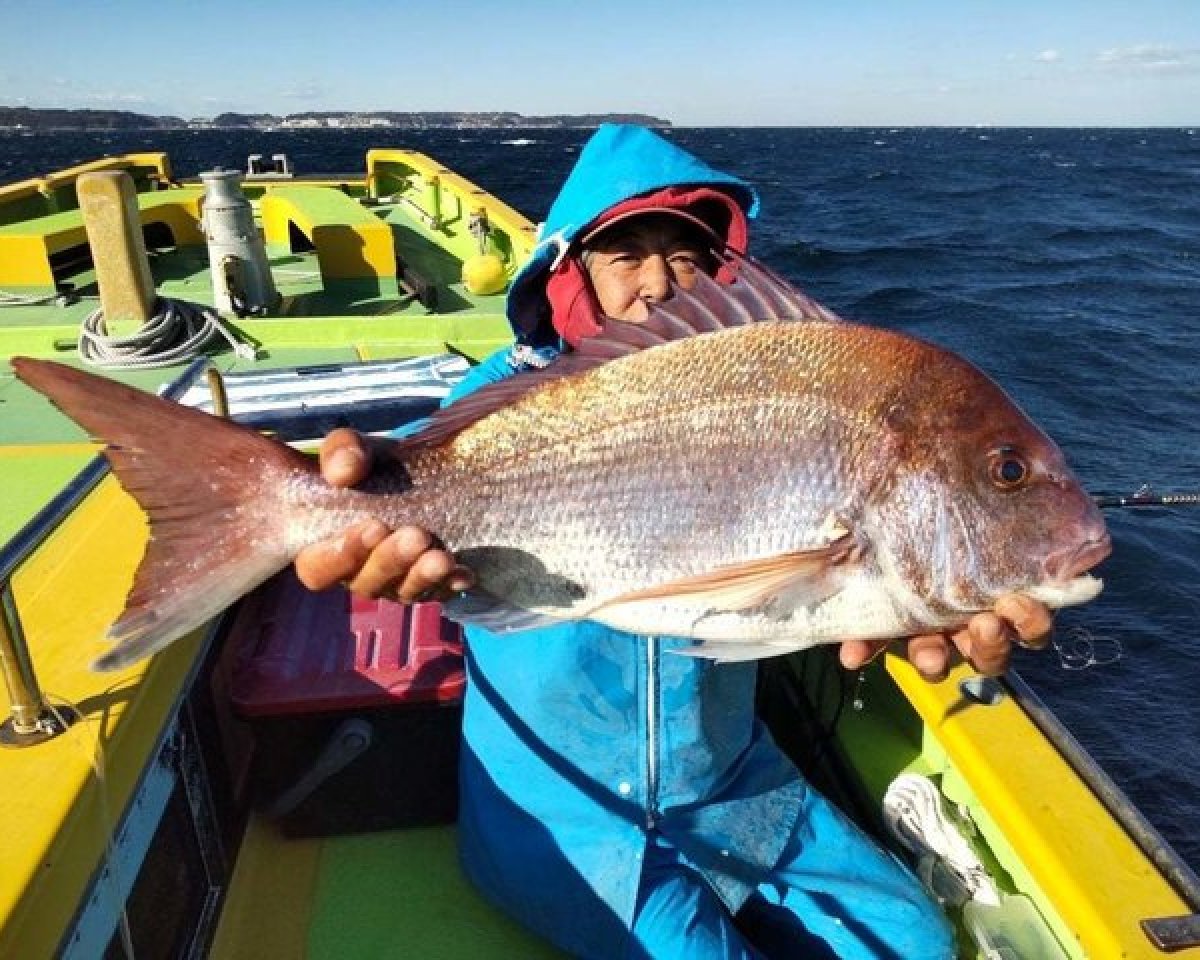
[[12, 357, 314, 671], [671, 640, 812, 663], [1023, 574, 1104, 610], [440, 589, 572, 634]]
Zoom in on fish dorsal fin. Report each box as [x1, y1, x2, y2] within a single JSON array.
[[576, 255, 846, 361], [392, 255, 845, 455]]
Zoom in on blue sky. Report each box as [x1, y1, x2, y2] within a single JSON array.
[[1, 0, 1197, 126]]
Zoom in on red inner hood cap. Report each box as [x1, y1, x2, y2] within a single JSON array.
[[546, 185, 749, 347]]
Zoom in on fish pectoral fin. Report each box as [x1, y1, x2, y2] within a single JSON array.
[[593, 538, 862, 618]]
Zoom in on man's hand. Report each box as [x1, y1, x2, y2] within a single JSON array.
[[837, 594, 1054, 682], [293, 428, 473, 602]]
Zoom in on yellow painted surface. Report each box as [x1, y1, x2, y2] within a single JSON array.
[[0, 145, 528, 959], [366, 148, 538, 263], [0, 187, 204, 289], [0, 177, 42, 207], [0, 477, 201, 960], [209, 816, 322, 960], [0, 442, 99, 458], [38, 153, 173, 194], [0, 153, 173, 208], [887, 658, 1194, 959], [260, 187, 396, 281]]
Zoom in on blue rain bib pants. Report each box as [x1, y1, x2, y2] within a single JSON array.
[[424, 348, 953, 959]]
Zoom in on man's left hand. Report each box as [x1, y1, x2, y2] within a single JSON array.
[[837, 594, 1053, 682]]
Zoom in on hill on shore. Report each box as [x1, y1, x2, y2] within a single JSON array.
[[0, 106, 670, 131]]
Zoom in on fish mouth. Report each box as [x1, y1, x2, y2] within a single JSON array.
[[1043, 533, 1113, 582]]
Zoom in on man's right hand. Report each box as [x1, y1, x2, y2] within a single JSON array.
[[293, 428, 474, 602]]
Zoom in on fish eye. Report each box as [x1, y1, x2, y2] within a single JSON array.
[[988, 447, 1029, 490]]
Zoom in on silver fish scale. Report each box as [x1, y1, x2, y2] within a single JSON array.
[[12, 309, 1104, 669], [392, 324, 901, 616]]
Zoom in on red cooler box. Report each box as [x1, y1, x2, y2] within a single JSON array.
[[228, 569, 464, 837]]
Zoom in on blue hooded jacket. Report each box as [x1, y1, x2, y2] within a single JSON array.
[[506, 123, 760, 347], [445, 126, 807, 958]]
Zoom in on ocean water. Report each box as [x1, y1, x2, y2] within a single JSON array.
[[2, 127, 1198, 873]]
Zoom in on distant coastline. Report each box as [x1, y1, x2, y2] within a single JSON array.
[[0, 106, 671, 132]]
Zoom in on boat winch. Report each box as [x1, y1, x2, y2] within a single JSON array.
[[199, 168, 280, 316]]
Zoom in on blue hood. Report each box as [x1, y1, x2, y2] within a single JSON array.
[[507, 124, 760, 345]]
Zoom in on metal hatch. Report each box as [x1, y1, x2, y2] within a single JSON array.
[[177, 353, 471, 441]]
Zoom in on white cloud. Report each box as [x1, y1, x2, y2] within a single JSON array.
[[1033, 49, 1061, 64], [1096, 43, 1200, 72], [281, 85, 323, 100], [84, 92, 148, 104]]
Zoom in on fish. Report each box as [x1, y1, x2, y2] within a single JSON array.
[[11, 258, 1110, 671]]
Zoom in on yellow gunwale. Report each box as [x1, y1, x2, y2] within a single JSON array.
[[885, 657, 1192, 958], [0, 152, 174, 210], [0, 476, 203, 960]]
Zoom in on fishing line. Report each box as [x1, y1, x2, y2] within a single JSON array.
[[1094, 485, 1200, 509], [43, 692, 137, 960], [1052, 627, 1124, 671]]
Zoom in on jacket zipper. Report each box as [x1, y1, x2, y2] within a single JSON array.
[[645, 635, 660, 829]]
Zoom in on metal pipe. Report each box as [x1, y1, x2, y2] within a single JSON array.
[[0, 579, 78, 746], [0, 582, 47, 732], [205, 367, 230, 419], [426, 175, 442, 228]]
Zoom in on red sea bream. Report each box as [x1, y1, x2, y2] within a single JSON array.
[[12, 261, 1110, 670]]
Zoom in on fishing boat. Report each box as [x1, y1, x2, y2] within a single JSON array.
[[0, 148, 1196, 959]]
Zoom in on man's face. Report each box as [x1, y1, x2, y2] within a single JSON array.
[[582, 214, 716, 323]]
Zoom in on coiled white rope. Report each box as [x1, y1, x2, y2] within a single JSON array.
[[78, 296, 257, 370]]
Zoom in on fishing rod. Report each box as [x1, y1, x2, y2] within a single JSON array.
[[1092, 485, 1200, 509]]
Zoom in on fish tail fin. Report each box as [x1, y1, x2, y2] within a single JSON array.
[[11, 357, 315, 671]]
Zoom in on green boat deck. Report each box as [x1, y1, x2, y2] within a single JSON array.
[[211, 820, 562, 959], [0, 164, 522, 542]]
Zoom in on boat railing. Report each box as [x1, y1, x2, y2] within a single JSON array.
[[1006, 671, 1200, 950], [0, 357, 209, 747]]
